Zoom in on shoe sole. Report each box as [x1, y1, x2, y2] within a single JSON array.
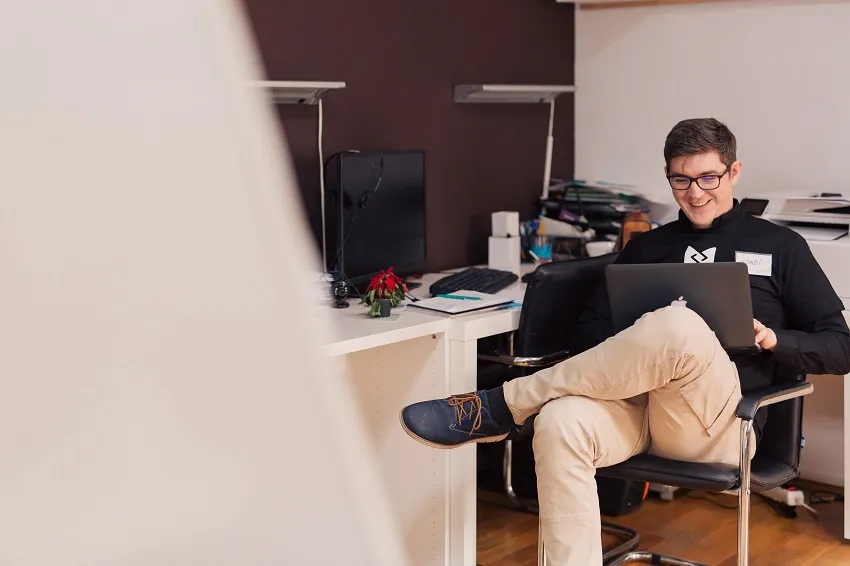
[[398, 411, 510, 450]]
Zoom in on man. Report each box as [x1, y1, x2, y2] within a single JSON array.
[[400, 118, 850, 565]]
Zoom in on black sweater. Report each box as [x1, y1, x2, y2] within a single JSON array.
[[571, 201, 850, 439]]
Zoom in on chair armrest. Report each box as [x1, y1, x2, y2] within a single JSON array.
[[477, 349, 571, 368], [735, 381, 813, 421]]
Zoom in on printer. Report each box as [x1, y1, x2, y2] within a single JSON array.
[[747, 193, 850, 234], [745, 192, 850, 308]]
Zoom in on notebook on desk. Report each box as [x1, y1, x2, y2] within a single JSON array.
[[407, 291, 514, 316]]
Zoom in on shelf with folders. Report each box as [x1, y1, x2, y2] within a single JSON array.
[[538, 179, 651, 243]]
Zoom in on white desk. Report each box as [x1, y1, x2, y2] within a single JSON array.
[[320, 269, 528, 566], [803, 238, 850, 540], [743, 194, 850, 537], [319, 239, 850, 558]]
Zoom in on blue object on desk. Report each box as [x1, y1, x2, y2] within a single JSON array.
[[530, 239, 553, 262], [437, 293, 481, 301]]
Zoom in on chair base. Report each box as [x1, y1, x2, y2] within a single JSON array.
[[482, 492, 641, 564], [601, 522, 640, 562], [606, 551, 708, 566]]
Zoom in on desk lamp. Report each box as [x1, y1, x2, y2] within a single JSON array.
[[254, 80, 346, 269], [453, 83, 575, 202]]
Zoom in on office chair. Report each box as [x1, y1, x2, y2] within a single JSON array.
[[477, 253, 643, 562], [509, 259, 813, 566], [475, 254, 814, 566], [588, 375, 811, 566]]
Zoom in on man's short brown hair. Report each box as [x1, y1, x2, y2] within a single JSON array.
[[664, 118, 737, 169]]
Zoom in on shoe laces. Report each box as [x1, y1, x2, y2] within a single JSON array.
[[447, 393, 482, 435]]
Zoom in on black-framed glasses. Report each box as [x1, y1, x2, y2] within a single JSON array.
[[667, 166, 729, 191]]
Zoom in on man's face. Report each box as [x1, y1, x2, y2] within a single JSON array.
[[666, 152, 741, 229]]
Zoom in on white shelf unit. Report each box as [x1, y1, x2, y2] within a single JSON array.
[[256, 80, 346, 270], [453, 84, 575, 200]]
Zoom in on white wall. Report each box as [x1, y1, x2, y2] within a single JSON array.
[[576, 0, 850, 217], [576, 0, 850, 486], [0, 1, 405, 564]]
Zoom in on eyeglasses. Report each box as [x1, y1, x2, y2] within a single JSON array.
[[667, 166, 729, 191]]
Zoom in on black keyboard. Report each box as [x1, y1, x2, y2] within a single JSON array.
[[429, 267, 519, 296]]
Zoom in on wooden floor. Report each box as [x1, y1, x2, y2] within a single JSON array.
[[477, 485, 850, 565]]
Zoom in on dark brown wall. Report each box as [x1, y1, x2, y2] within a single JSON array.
[[242, 0, 575, 271]]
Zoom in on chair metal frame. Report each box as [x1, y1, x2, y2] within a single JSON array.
[[535, 381, 813, 566]]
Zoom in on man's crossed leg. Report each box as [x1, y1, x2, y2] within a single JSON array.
[[400, 305, 755, 566]]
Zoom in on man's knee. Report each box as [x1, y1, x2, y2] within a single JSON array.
[[637, 305, 717, 359], [532, 397, 597, 457]]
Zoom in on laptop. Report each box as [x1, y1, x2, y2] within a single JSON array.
[[606, 262, 755, 351]]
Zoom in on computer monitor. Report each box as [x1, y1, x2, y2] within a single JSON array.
[[325, 150, 427, 285]]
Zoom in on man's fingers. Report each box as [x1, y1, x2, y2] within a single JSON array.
[[755, 328, 768, 344]]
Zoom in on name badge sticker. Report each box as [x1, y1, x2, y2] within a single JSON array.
[[735, 251, 772, 277]]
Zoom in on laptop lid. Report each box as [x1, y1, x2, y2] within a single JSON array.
[[605, 262, 755, 351]]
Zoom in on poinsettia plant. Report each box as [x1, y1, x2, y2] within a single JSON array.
[[362, 266, 408, 317]]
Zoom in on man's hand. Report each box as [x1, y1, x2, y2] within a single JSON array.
[[753, 319, 777, 351]]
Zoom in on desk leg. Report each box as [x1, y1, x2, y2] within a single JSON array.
[[844, 312, 850, 541], [845, 368, 850, 540], [448, 339, 478, 566], [341, 333, 453, 565]]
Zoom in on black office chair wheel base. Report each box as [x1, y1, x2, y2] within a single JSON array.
[[606, 551, 707, 566], [601, 522, 640, 564]]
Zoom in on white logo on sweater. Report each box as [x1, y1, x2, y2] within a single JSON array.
[[684, 246, 716, 263]]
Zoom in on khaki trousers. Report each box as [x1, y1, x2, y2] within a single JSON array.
[[502, 305, 755, 566]]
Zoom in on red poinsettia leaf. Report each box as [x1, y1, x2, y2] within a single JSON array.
[[386, 278, 396, 291]]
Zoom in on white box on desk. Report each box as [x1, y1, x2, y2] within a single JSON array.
[[488, 236, 521, 273], [491, 211, 520, 238]]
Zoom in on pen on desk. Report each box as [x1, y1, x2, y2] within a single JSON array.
[[437, 293, 481, 301]]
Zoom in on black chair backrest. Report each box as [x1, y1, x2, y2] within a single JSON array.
[[515, 253, 619, 358], [514, 253, 806, 473]]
